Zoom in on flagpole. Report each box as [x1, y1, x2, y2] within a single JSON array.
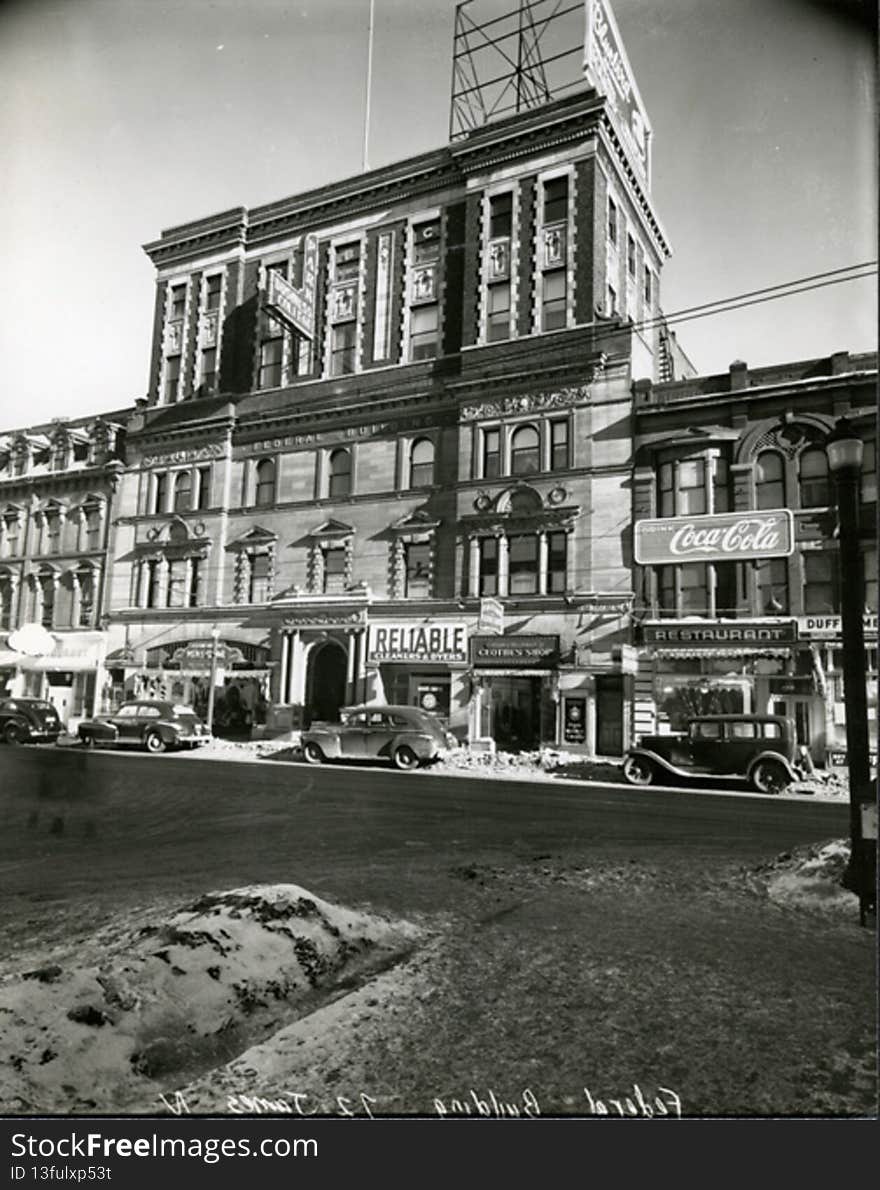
[[363, 0, 375, 172]]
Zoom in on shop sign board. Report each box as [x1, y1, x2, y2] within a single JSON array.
[[583, 0, 652, 186], [797, 614, 878, 640], [641, 621, 797, 646], [471, 634, 559, 669], [368, 622, 468, 664], [263, 235, 318, 339], [478, 598, 504, 636], [563, 697, 587, 745], [170, 640, 245, 671], [634, 510, 794, 565]]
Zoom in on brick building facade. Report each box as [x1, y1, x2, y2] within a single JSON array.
[[631, 352, 877, 765], [103, 88, 686, 750]]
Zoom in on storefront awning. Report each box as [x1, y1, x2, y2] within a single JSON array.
[[650, 647, 792, 659]]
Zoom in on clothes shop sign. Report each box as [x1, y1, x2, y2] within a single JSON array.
[[368, 622, 468, 664], [634, 510, 794, 565], [471, 635, 559, 668]]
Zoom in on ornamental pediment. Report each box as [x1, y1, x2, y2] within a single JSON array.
[[307, 518, 353, 539], [389, 508, 441, 533], [227, 525, 279, 550]]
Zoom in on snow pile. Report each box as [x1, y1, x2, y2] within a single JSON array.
[[754, 839, 858, 915], [0, 885, 416, 1114]]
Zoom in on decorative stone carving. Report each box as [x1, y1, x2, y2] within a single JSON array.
[[461, 383, 595, 422]]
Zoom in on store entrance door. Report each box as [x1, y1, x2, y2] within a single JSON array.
[[490, 676, 540, 751], [305, 641, 348, 727], [595, 675, 624, 757], [771, 696, 819, 762]]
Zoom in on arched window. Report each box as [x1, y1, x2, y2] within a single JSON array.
[[254, 458, 276, 507], [798, 448, 830, 509], [755, 451, 785, 509], [409, 438, 434, 488], [328, 449, 352, 498], [508, 487, 541, 515], [173, 470, 192, 512], [510, 425, 540, 475]]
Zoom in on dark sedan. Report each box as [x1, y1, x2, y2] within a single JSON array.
[[77, 700, 211, 754], [301, 704, 456, 770], [0, 698, 62, 745]]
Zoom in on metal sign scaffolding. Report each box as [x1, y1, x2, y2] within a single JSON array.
[[449, 0, 587, 141]]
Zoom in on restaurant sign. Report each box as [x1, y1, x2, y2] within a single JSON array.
[[641, 621, 797, 647], [368, 622, 468, 664], [634, 510, 794, 565], [471, 634, 559, 669]]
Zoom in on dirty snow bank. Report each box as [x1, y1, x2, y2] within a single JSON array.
[[0, 884, 417, 1114], [751, 839, 861, 916]]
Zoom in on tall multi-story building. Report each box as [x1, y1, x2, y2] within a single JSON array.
[[0, 412, 128, 721], [104, 77, 690, 750], [631, 352, 877, 765]]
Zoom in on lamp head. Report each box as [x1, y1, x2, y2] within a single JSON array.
[[825, 417, 864, 476]]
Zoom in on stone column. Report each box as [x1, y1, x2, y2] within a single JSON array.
[[498, 534, 509, 597], [469, 537, 481, 597], [538, 531, 548, 596], [279, 633, 290, 704]]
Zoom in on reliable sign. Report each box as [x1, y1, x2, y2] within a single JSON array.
[[368, 622, 468, 664], [634, 510, 794, 566]]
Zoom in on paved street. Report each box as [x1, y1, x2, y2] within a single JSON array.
[[1, 746, 875, 1116]]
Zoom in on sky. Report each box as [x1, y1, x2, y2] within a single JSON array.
[[0, 0, 876, 428]]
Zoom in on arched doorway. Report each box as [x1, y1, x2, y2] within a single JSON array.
[[305, 640, 348, 726]]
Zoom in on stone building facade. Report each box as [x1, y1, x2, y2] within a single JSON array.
[[103, 87, 689, 751], [631, 352, 878, 765]]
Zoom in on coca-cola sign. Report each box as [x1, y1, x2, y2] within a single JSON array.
[[634, 510, 794, 565]]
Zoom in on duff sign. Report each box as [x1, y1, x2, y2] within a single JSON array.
[[634, 510, 794, 565]]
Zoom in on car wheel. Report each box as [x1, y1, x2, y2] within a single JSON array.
[[80, 734, 95, 749], [144, 731, 167, 755], [750, 759, 789, 795], [303, 741, 325, 765], [622, 755, 655, 786], [393, 745, 420, 771], [3, 721, 26, 746]]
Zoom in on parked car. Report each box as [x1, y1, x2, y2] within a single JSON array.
[[621, 714, 803, 794], [0, 697, 62, 745], [301, 704, 456, 770], [77, 700, 211, 753]]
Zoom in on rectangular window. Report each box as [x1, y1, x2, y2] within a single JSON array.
[[188, 559, 201, 608], [714, 562, 738, 615], [204, 274, 222, 311], [804, 553, 839, 614], [152, 472, 167, 515], [548, 531, 567, 593], [550, 420, 569, 471], [479, 537, 498, 596], [249, 552, 270, 603], [482, 428, 500, 479], [196, 466, 211, 511], [658, 461, 675, 517], [509, 534, 538, 595], [643, 266, 653, 307], [259, 334, 284, 388], [164, 355, 181, 403], [410, 304, 439, 361], [334, 242, 361, 283], [678, 459, 707, 516], [862, 440, 877, 504], [607, 284, 617, 315], [323, 547, 347, 594], [486, 283, 510, 342], [627, 234, 636, 278], [78, 573, 94, 627], [413, 220, 441, 265], [541, 269, 566, 332], [40, 581, 54, 629], [489, 193, 512, 240], [170, 284, 187, 320], [405, 542, 432, 598], [756, 557, 789, 613], [200, 347, 217, 393], [713, 456, 731, 514], [865, 545, 878, 612], [0, 582, 12, 629], [657, 565, 676, 612], [543, 176, 568, 225], [3, 518, 20, 558], [608, 197, 618, 245], [679, 563, 709, 616], [84, 507, 101, 551], [145, 560, 160, 609], [166, 560, 186, 608], [46, 514, 61, 554], [331, 323, 357, 375]]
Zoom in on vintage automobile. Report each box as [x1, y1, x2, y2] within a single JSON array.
[[301, 704, 455, 770], [77, 699, 211, 753], [0, 697, 62, 745], [621, 714, 803, 794]]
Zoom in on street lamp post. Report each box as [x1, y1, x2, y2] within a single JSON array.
[[206, 627, 221, 735], [825, 418, 873, 919]]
